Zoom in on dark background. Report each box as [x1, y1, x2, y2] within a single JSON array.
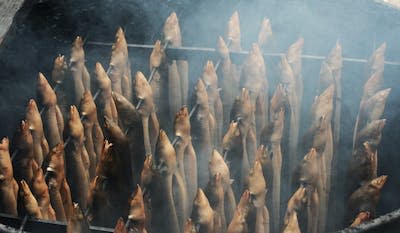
[[0, 0, 400, 231]]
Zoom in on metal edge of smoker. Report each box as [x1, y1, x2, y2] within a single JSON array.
[[2, 209, 400, 233], [333, 208, 400, 233], [0, 213, 114, 233]]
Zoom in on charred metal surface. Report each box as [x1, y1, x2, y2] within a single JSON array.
[[0, 213, 114, 233], [1, 208, 400, 233], [334, 209, 400, 233], [0, 0, 25, 43]]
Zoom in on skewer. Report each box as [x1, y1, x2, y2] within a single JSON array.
[[223, 150, 228, 160], [124, 218, 131, 228], [0, 223, 28, 233], [171, 137, 179, 146], [86, 41, 400, 66], [188, 104, 198, 119], [4, 208, 400, 233], [18, 215, 28, 233], [78, 204, 91, 231], [0, 213, 116, 233]]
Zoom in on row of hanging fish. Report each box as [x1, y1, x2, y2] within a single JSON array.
[[0, 10, 390, 233]]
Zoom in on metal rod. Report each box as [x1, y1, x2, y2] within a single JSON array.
[[171, 137, 179, 146], [0, 213, 115, 233], [39, 104, 45, 115], [123, 127, 131, 136], [0, 223, 29, 233], [124, 218, 131, 231], [86, 41, 400, 66], [10, 150, 17, 161], [18, 215, 28, 233], [188, 104, 199, 119], [333, 208, 400, 233], [223, 150, 228, 160], [135, 99, 143, 110], [92, 88, 101, 100]]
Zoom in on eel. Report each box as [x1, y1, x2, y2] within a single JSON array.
[[25, 99, 49, 167], [0, 138, 18, 216]]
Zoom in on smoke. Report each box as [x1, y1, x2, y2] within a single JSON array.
[[167, 0, 400, 230]]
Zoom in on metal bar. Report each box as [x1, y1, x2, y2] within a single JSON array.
[[124, 219, 131, 231], [223, 150, 228, 160], [3, 206, 400, 233], [333, 208, 400, 233], [86, 41, 400, 66], [171, 137, 179, 146], [18, 215, 28, 233], [0, 223, 30, 233], [0, 213, 115, 233]]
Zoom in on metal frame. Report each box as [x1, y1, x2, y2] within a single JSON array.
[[2, 209, 400, 233], [0, 213, 114, 233], [86, 41, 400, 66], [334, 208, 400, 233]]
